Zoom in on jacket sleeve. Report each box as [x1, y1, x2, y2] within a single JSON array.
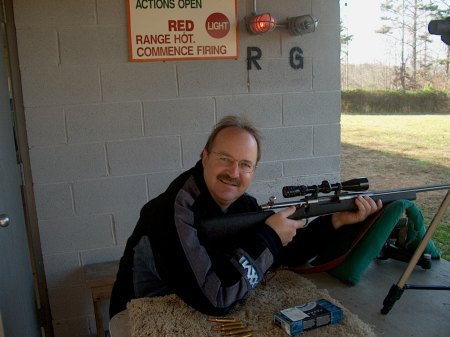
[[149, 192, 282, 315], [277, 215, 336, 267]]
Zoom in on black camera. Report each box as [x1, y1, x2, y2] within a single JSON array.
[[428, 17, 450, 46]]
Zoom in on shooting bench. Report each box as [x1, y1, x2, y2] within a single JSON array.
[[83, 260, 119, 337]]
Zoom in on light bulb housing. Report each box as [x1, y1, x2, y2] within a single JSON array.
[[246, 13, 277, 34], [287, 15, 319, 36]]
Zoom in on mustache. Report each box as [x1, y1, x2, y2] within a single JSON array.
[[217, 174, 240, 186]]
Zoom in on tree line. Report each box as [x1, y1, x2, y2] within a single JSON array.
[[341, 0, 449, 91]]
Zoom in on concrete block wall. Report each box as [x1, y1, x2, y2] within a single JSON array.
[[13, 0, 341, 335]]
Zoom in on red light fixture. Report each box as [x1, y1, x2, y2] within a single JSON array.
[[244, 1, 318, 36], [246, 13, 277, 34]]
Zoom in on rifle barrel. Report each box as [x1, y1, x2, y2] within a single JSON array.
[[369, 183, 450, 195], [198, 183, 450, 244], [261, 183, 450, 211]]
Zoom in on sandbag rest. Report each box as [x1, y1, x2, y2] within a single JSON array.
[[288, 199, 440, 285], [376, 218, 432, 270]]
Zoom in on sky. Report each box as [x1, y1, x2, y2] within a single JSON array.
[[340, 0, 386, 64], [340, 0, 448, 65]]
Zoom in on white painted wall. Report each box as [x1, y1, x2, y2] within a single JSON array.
[[12, 0, 341, 335]]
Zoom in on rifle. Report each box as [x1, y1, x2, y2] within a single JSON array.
[[197, 178, 450, 244]]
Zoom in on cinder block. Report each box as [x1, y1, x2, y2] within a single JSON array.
[[40, 214, 114, 256], [13, 0, 96, 27], [107, 137, 181, 175], [97, 0, 128, 24], [237, 0, 248, 19], [283, 156, 340, 177], [216, 95, 283, 128], [73, 176, 148, 215], [248, 58, 313, 94], [16, 28, 59, 66], [239, 32, 283, 60], [283, 91, 341, 126], [301, 25, 340, 91], [113, 209, 142, 246], [59, 26, 128, 65], [253, 161, 283, 181], [66, 102, 143, 143], [21, 65, 101, 107], [181, 132, 209, 169], [80, 246, 125, 265], [25, 106, 66, 147], [282, 23, 341, 91], [258, 0, 311, 18], [248, 178, 292, 205], [313, 124, 341, 156], [312, 0, 340, 25], [147, 170, 184, 198], [33, 183, 75, 220], [43, 252, 83, 288], [29, 143, 107, 184], [261, 126, 313, 161], [282, 22, 340, 87], [281, 33, 315, 60], [143, 98, 215, 136], [177, 60, 248, 97], [47, 284, 93, 320], [101, 63, 177, 102], [313, 52, 341, 91], [52, 316, 91, 337]]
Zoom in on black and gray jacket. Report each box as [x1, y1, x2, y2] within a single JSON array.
[[109, 160, 283, 317], [109, 160, 336, 317]]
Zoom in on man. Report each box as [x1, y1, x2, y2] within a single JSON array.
[[109, 115, 382, 317]]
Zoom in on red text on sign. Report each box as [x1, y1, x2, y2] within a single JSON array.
[[174, 34, 194, 43], [136, 34, 171, 44], [168, 20, 194, 31]]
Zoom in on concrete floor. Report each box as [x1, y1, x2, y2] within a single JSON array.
[[305, 258, 450, 337]]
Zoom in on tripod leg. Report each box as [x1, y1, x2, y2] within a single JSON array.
[[381, 189, 450, 315], [381, 284, 404, 314]]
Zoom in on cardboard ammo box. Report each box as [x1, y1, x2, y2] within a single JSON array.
[[273, 299, 343, 335]]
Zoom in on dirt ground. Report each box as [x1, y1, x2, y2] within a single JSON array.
[[341, 143, 450, 258]]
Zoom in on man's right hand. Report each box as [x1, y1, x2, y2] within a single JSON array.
[[265, 206, 305, 246]]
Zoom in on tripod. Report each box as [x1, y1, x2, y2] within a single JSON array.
[[381, 189, 450, 314]]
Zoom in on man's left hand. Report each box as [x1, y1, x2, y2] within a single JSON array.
[[331, 196, 383, 229]]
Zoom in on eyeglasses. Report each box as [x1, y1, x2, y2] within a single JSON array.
[[209, 151, 256, 174]]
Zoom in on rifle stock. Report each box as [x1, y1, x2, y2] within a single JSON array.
[[196, 182, 450, 245]]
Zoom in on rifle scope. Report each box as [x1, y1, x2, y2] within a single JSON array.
[[282, 177, 369, 198]]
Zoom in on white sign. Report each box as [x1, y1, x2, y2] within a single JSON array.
[[127, 0, 238, 61]]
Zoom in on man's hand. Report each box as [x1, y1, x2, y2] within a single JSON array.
[[331, 196, 383, 229], [265, 206, 305, 246]]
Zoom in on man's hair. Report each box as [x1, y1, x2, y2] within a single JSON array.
[[204, 115, 262, 163]]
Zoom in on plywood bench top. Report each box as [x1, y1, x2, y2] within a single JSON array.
[[83, 260, 120, 288]]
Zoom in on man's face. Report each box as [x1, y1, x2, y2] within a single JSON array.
[[202, 127, 258, 210]]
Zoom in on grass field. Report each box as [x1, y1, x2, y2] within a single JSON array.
[[340, 114, 450, 260]]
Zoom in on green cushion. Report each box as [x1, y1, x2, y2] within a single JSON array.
[[404, 203, 440, 258], [328, 199, 440, 285]]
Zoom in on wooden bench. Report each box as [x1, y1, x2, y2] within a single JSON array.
[[83, 261, 120, 337]]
